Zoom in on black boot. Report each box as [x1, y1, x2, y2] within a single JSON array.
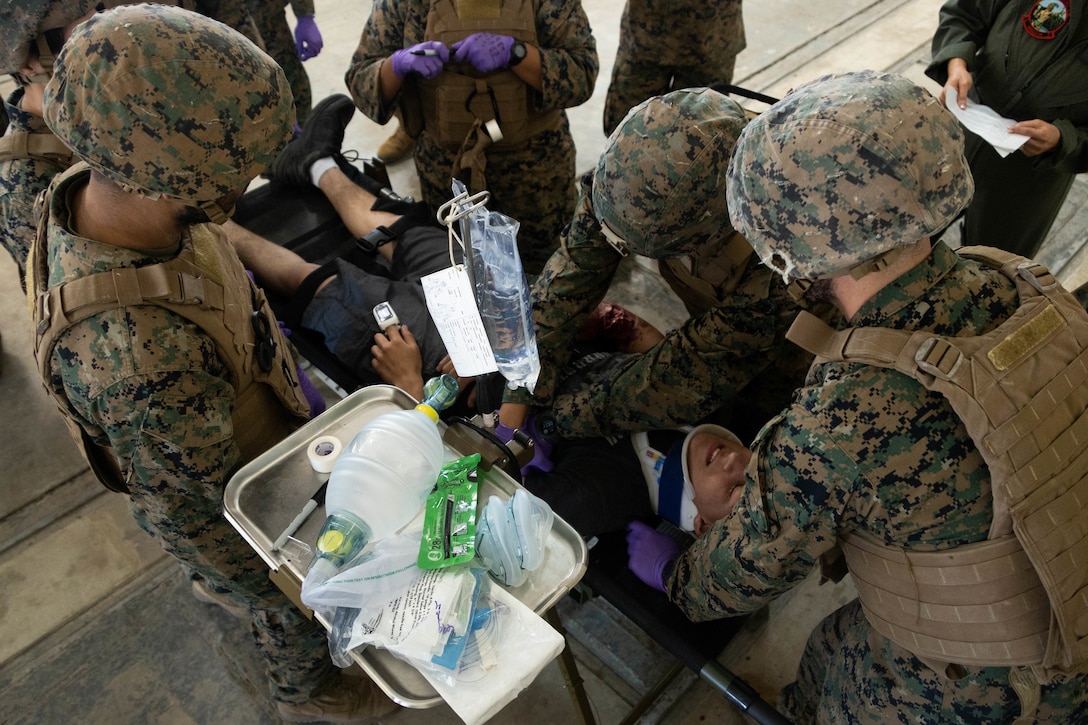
[[268, 94, 355, 187]]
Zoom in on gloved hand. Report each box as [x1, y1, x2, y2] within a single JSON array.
[[293, 15, 323, 61], [390, 41, 449, 79], [297, 363, 327, 418], [495, 417, 554, 475], [277, 318, 326, 417], [626, 521, 679, 593], [451, 32, 515, 73]]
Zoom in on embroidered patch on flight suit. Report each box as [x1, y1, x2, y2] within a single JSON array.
[[1022, 0, 1069, 39]]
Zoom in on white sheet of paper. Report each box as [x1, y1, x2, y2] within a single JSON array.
[[945, 88, 1030, 158], [421, 265, 498, 377]]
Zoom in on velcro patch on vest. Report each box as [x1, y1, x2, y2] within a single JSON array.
[[455, 0, 502, 19], [988, 304, 1064, 371]]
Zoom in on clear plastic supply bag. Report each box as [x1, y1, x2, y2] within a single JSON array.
[[301, 527, 427, 665], [393, 575, 565, 725], [451, 180, 540, 393], [301, 527, 424, 612], [346, 565, 479, 662]]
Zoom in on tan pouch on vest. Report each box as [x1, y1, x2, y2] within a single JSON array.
[[0, 130, 74, 164]]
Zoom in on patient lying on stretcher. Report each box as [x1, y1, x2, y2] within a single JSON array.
[[370, 301, 750, 539]]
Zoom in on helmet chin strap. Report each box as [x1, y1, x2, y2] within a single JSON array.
[[847, 245, 911, 280], [597, 219, 629, 257], [785, 245, 913, 302], [197, 198, 232, 225]]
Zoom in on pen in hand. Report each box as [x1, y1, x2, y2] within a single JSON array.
[[411, 48, 440, 56]]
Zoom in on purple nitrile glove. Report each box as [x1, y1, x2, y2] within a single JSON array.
[[495, 418, 554, 475], [293, 15, 323, 61], [297, 363, 327, 418], [626, 521, 680, 593], [451, 32, 515, 73], [390, 41, 449, 79]]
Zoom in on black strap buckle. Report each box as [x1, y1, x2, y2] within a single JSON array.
[[250, 309, 276, 373], [354, 225, 397, 254]]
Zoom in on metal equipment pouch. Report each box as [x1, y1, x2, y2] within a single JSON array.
[[786, 246, 1088, 684]]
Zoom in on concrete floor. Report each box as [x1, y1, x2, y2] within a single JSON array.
[[2, 0, 1086, 724]]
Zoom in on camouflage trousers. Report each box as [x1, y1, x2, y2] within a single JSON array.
[[780, 598, 1088, 724], [127, 495, 334, 706], [414, 123, 576, 277], [187, 0, 263, 46], [245, 0, 312, 124], [603, 55, 737, 136]]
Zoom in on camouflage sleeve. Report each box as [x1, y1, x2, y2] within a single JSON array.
[[288, 0, 315, 17], [926, 0, 1003, 82], [666, 332, 997, 622], [0, 103, 71, 285], [345, 0, 423, 124], [666, 405, 854, 622], [547, 285, 795, 438], [533, 0, 599, 111], [504, 172, 622, 406], [0, 155, 66, 284], [55, 307, 243, 541]]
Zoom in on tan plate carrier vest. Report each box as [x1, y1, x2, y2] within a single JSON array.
[[659, 230, 755, 315], [27, 164, 311, 494], [0, 129, 74, 165], [786, 247, 1088, 698], [400, 0, 562, 192]]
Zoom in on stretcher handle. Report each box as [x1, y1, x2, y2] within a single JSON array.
[[703, 660, 793, 724], [709, 83, 781, 107]]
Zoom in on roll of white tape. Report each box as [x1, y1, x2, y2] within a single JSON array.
[[307, 435, 343, 474], [485, 118, 504, 143]]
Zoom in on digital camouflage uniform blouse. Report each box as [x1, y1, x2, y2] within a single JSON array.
[[668, 242, 1088, 722], [507, 171, 819, 441]]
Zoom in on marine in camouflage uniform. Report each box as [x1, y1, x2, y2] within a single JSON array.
[[0, 86, 72, 286], [502, 88, 835, 443], [29, 7, 394, 718], [602, 0, 746, 135], [657, 71, 1088, 722], [926, 0, 1088, 259], [244, 0, 315, 123], [345, 0, 598, 275], [0, 0, 102, 286]]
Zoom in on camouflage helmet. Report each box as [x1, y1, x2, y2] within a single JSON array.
[[592, 88, 748, 259], [0, 0, 157, 79], [43, 4, 293, 224], [726, 70, 973, 283], [1, 0, 97, 78]]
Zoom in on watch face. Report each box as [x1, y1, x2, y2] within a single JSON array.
[[511, 41, 527, 64]]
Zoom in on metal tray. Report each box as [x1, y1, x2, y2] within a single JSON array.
[[224, 385, 588, 708]]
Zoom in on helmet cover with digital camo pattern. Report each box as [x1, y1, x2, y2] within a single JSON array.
[[43, 3, 293, 222], [593, 87, 748, 258], [727, 70, 973, 282]]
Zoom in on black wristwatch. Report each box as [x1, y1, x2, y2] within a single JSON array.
[[509, 40, 527, 67]]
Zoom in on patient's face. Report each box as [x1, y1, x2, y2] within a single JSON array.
[[686, 432, 752, 536]]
